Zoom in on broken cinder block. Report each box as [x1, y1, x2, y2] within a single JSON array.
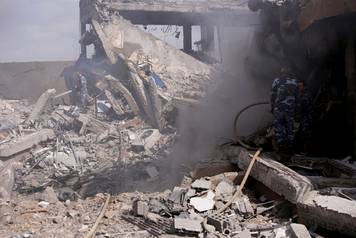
[[133, 200, 149, 217]]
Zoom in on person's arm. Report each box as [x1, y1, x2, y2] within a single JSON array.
[[270, 78, 278, 111]]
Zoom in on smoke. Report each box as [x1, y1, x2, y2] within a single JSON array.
[[166, 25, 275, 178]]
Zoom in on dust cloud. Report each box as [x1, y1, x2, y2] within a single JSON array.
[[166, 25, 275, 178]]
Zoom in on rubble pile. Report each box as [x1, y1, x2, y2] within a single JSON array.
[[0, 168, 312, 238], [121, 173, 311, 238], [0, 88, 177, 197]]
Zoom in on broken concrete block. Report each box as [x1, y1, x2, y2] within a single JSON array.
[[287, 223, 311, 238], [0, 159, 20, 199], [140, 129, 162, 152], [174, 217, 202, 233], [207, 213, 241, 235], [0, 129, 55, 158], [46, 151, 77, 169], [191, 178, 212, 190], [133, 200, 149, 217], [234, 196, 254, 216], [215, 180, 234, 196], [169, 187, 185, 204], [190, 191, 215, 212], [234, 229, 251, 238], [26, 88, 56, 123], [38, 201, 50, 209]]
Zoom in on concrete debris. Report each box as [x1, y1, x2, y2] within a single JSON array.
[[234, 196, 254, 216], [174, 217, 203, 233], [234, 229, 251, 238], [133, 200, 149, 217], [191, 178, 212, 190], [223, 147, 313, 203], [287, 223, 312, 238], [215, 180, 234, 196], [298, 191, 356, 237], [26, 89, 56, 123], [190, 191, 215, 212], [0, 159, 20, 200], [0, 129, 55, 158]]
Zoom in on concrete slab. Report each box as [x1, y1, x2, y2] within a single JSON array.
[[222, 146, 313, 203], [298, 191, 356, 237], [0, 129, 56, 158]]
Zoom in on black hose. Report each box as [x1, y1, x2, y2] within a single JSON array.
[[233, 101, 270, 150]]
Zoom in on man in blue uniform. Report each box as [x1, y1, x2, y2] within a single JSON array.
[[271, 68, 299, 155]]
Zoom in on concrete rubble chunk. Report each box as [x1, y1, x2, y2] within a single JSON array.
[[191, 178, 212, 190], [288, 223, 312, 238], [174, 217, 203, 233], [190, 191, 215, 212], [234, 196, 254, 216], [0, 160, 19, 200], [0, 129, 55, 158], [215, 180, 234, 196], [26, 88, 56, 123], [133, 200, 149, 217], [234, 229, 251, 238], [169, 187, 185, 204]]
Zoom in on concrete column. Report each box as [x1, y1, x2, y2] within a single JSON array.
[[183, 24, 192, 52], [80, 22, 87, 58]]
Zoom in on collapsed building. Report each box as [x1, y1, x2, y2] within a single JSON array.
[[1, 0, 356, 237]]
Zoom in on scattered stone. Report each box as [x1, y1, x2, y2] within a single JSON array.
[[234, 229, 251, 238], [234, 196, 254, 216], [133, 200, 149, 217], [190, 191, 215, 212], [0, 129, 55, 158], [38, 201, 50, 209], [191, 179, 212, 190], [288, 223, 312, 238], [174, 217, 203, 233], [169, 187, 185, 204], [215, 180, 234, 196]]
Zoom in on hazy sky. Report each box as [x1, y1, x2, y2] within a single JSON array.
[[0, 0, 80, 62]]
